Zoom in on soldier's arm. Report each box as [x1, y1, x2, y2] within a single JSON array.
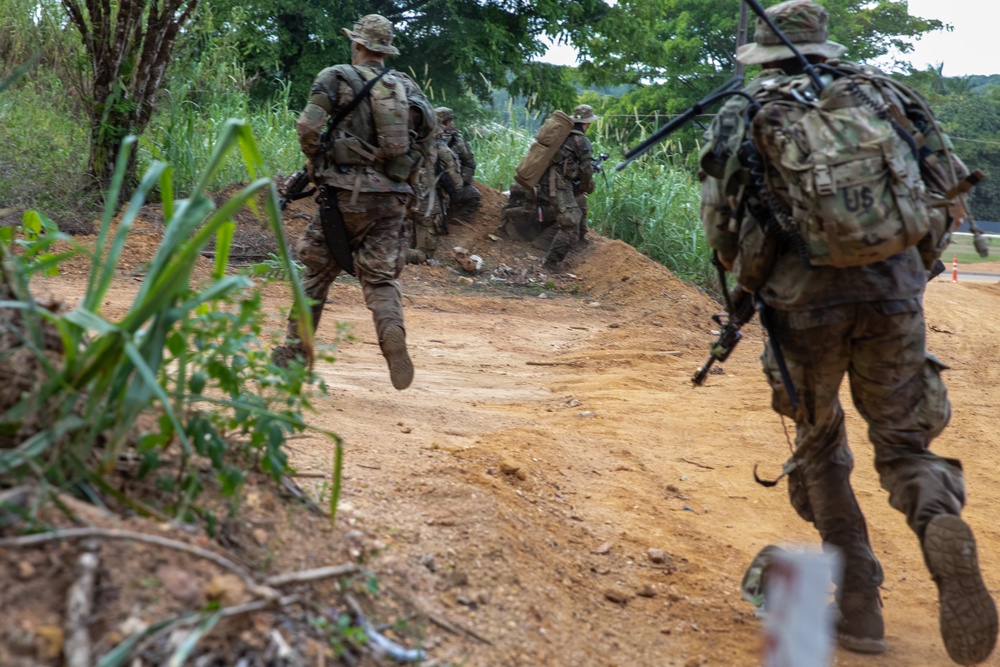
[[699, 171, 739, 270], [455, 135, 476, 182], [297, 74, 339, 159], [574, 136, 595, 195], [402, 77, 438, 142]]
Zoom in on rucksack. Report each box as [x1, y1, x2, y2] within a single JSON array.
[[749, 74, 931, 268], [514, 111, 575, 190]]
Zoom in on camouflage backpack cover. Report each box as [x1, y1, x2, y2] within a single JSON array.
[[750, 73, 931, 268], [514, 110, 575, 190]]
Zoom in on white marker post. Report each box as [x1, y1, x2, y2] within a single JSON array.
[[763, 549, 842, 667]]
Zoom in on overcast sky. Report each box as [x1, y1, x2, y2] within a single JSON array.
[[539, 1, 997, 77]]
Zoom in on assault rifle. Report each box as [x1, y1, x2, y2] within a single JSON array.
[[278, 167, 315, 210], [592, 152, 611, 187], [692, 288, 756, 386]]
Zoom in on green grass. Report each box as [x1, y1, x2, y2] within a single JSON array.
[[944, 233, 998, 266]]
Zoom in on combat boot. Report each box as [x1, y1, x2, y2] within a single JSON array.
[[922, 514, 998, 665], [380, 325, 413, 390], [271, 344, 306, 369], [837, 589, 886, 654]]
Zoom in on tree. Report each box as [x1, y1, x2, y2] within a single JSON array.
[[200, 0, 607, 113], [577, 0, 947, 128], [63, 0, 200, 190]]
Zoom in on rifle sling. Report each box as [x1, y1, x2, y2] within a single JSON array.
[[318, 186, 356, 276], [755, 297, 800, 413], [321, 66, 391, 145]]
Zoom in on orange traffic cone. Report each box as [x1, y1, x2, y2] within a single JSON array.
[[951, 254, 959, 283]]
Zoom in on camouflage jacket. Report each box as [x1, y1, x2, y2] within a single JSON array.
[[297, 60, 437, 194], [435, 136, 464, 196], [443, 130, 476, 184], [699, 65, 927, 311], [539, 129, 594, 196]]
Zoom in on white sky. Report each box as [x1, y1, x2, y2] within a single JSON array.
[[539, 1, 998, 77]]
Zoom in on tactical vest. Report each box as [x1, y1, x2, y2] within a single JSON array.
[[327, 65, 413, 181]]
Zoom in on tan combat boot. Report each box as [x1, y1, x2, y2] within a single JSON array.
[[380, 325, 413, 390], [923, 514, 998, 665]]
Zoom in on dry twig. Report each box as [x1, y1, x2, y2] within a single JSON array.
[[264, 564, 360, 587], [64, 541, 100, 667]]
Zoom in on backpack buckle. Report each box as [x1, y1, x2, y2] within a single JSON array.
[[814, 164, 835, 195]]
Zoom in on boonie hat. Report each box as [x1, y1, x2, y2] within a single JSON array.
[[572, 104, 598, 124], [342, 14, 400, 56], [735, 0, 846, 66], [435, 107, 455, 122]]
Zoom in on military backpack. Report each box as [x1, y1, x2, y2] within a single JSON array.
[[749, 73, 932, 268], [514, 110, 575, 190]]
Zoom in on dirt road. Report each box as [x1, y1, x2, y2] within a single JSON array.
[[30, 188, 1000, 666]]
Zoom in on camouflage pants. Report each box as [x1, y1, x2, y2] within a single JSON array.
[[576, 193, 589, 240], [407, 186, 443, 264], [762, 299, 964, 593], [286, 190, 409, 345], [540, 187, 582, 265], [448, 183, 481, 223]]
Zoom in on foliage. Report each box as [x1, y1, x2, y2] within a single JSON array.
[[0, 120, 341, 526], [62, 0, 201, 190], [577, 0, 947, 138], [197, 0, 607, 111]]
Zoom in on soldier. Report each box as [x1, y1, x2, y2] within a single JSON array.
[[406, 123, 462, 265], [272, 14, 437, 390], [436, 107, 481, 223], [698, 1, 996, 663], [539, 104, 596, 271]]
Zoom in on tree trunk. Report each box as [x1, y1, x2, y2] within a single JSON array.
[[63, 0, 200, 193]]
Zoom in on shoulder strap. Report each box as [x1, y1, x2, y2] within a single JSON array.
[[320, 67, 392, 145]]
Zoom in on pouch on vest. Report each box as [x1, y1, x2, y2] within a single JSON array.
[[514, 111, 575, 190], [750, 76, 930, 269]]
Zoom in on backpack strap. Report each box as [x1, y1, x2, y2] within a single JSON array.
[[320, 66, 392, 147]]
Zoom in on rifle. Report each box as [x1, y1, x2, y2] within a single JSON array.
[[278, 167, 315, 210], [616, 77, 746, 173], [592, 152, 611, 187], [692, 287, 756, 386]]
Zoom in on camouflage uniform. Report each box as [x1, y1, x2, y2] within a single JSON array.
[[275, 15, 437, 390], [538, 104, 596, 268], [436, 107, 481, 223], [405, 128, 462, 264], [700, 1, 995, 662]]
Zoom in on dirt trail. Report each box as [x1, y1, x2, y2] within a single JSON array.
[[27, 185, 1000, 666]]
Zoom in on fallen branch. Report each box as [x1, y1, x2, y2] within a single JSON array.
[[64, 542, 99, 667], [0, 527, 274, 596], [264, 564, 360, 587], [526, 361, 578, 367], [680, 457, 715, 470], [345, 593, 426, 662]]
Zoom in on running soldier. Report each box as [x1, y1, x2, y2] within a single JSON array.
[[273, 14, 437, 390], [698, 1, 996, 662]]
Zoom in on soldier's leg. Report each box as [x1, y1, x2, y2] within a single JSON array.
[[576, 193, 589, 241], [344, 192, 413, 390], [407, 211, 440, 264], [762, 306, 885, 652], [543, 190, 582, 268], [850, 301, 996, 664], [450, 183, 481, 222], [273, 212, 342, 365]]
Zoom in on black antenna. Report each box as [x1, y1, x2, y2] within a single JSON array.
[[741, 0, 824, 92]]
